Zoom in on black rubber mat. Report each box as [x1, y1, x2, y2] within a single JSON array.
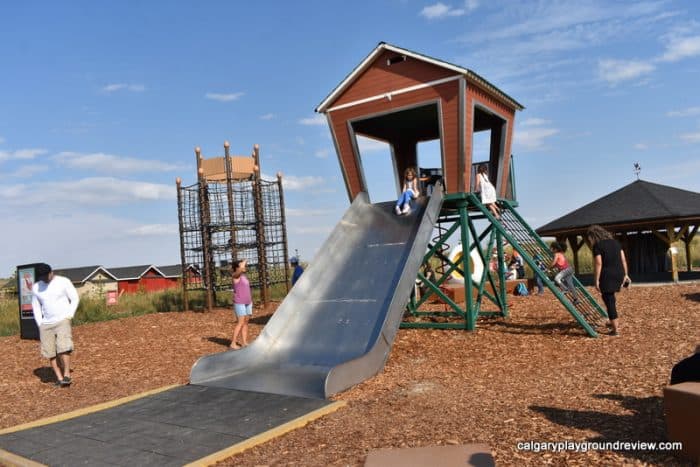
[[0, 385, 331, 466]]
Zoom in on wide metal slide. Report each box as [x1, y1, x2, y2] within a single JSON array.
[[190, 184, 444, 399]]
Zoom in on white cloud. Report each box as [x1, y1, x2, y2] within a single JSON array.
[[101, 83, 145, 93], [8, 164, 49, 178], [679, 130, 700, 143], [298, 115, 326, 126], [651, 158, 700, 183], [53, 151, 184, 173], [357, 136, 389, 153], [259, 113, 275, 120], [634, 143, 649, 150], [289, 225, 334, 235], [659, 34, 700, 62], [280, 174, 326, 191], [460, 2, 643, 46], [314, 149, 330, 159], [285, 208, 335, 217], [420, 2, 465, 19], [666, 106, 700, 117], [296, 136, 305, 145], [0, 177, 174, 207], [126, 224, 178, 236], [421, 1, 476, 19], [452, 1, 670, 90], [0, 213, 181, 275], [515, 124, 559, 151], [0, 148, 48, 162], [598, 59, 655, 84], [205, 92, 244, 102], [520, 118, 551, 126]]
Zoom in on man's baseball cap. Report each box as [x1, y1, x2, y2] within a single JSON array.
[[289, 257, 299, 264], [35, 263, 52, 281]]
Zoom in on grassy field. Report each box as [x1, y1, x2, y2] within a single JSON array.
[[0, 282, 291, 337], [1, 237, 697, 336]]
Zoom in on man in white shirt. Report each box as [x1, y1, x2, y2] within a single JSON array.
[[31, 263, 79, 387]]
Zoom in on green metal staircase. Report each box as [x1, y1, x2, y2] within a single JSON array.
[[475, 195, 609, 336], [402, 191, 608, 337]]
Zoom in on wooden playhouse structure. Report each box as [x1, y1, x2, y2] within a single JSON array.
[[316, 43, 609, 336], [316, 42, 522, 201]]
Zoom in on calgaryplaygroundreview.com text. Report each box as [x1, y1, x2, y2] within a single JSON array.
[[516, 440, 683, 453]]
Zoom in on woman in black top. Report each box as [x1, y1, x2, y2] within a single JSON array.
[[586, 225, 630, 336]]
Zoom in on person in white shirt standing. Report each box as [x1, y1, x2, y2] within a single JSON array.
[[31, 263, 79, 387]]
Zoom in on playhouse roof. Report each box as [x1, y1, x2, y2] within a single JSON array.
[[315, 42, 525, 113], [536, 179, 700, 237]]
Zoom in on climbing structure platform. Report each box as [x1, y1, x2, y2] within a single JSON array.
[[405, 192, 608, 337], [176, 143, 289, 309]]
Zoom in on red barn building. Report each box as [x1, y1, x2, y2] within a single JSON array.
[[109, 265, 172, 294], [158, 264, 202, 288]]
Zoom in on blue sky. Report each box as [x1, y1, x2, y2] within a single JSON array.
[[1, 1, 700, 276]]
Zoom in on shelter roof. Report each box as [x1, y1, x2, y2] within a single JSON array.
[[107, 265, 161, 280], [315, 42, 524, 113], [536, 179, 700, 236], [53, 266, 117, 283]]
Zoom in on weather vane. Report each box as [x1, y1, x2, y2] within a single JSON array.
[[633, 162, 641, 180]]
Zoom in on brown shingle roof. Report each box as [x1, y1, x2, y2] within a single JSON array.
[[537, 179, 700, 236]]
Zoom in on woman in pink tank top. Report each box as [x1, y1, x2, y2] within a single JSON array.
[[230, 259, 253, 349]]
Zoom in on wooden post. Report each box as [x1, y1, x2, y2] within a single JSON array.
[[251, 144, 269, 306], [277, 172, 291, 292], [176, 177, 189, 311], [667, 224, 680, 283], [224, 141, 237, 287], [196, 147, 214, 311], [683, 225, 698, 272], [567, 235, 584, 274], [460, 203, 474, 329]]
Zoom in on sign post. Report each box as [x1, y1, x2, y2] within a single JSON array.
[[16, 263, 40, 340]]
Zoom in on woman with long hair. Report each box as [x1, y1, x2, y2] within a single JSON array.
[[586, 225, 630, 336]]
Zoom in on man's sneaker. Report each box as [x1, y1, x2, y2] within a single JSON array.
[[394, 205, 402, 215], [60, 376, 72, 387], [402, 204, 411, 214]]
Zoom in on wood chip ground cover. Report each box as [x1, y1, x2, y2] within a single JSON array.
[[1, 284, 698, 466]]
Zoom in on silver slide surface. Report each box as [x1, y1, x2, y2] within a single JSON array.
[[190, 183, 443, 399]]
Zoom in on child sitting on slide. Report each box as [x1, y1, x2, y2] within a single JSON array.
[[395, 167, 419, 215]]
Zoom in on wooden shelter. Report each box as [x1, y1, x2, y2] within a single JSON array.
[[536, 179, 700, 282], [316, 42, 524, 202]]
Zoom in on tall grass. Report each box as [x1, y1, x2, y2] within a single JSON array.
[[0, 282, 291, 337], [0, 299, 18, 337], [0, 289, 189, 337]]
